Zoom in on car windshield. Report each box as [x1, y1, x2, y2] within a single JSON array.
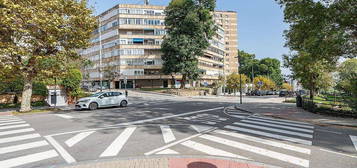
[[89, 92, 103, 97]]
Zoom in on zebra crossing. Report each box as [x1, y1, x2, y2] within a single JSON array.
[[225, 107, 251, 119], [148, 115, 315, 168], [0, 115, 59, 168], [182, 113, 228, 125]]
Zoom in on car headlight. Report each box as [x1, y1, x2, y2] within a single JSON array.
[[79, 99, 90, 103]]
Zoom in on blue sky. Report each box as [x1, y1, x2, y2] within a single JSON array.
[[88, 0, 290, 74]]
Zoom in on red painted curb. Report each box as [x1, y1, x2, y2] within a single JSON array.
[[169, 158, 265, 168]]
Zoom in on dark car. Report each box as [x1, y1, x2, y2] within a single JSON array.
[[266, 91, 275, 95], [279, 90, 288, 97]]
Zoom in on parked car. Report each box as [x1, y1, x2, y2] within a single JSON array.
[[251, 90, 266, 96], [279, 90, 288, 97], [75, 91, 128, 110], [266, 91, 275, 95], [82, 86, 97, 92]]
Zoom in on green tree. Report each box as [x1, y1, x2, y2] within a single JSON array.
[[336, 58, 357, 109], [276, 0, 356, 65], [238, 50, 283, 85], [161, 0, 216, 89], [60, 69, 82, 103], [226, 73, 249, 91], [283, 52, 334, 99], [0, 0, 96, 111]]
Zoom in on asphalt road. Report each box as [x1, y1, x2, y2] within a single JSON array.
[[0, 92, 357, 168]]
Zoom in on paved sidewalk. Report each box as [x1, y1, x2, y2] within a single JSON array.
[[58, 156, 279, 168], [234, 102, 357, 127]]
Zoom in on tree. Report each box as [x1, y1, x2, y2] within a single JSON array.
[[60, 69, 82, 103], [226, 73, 249, 91], [283, 51, 334, 99], [336, 58, 357, 109], [161, 0, 216, 89], [0, 0, 96, 111], [253, 76, 276, 91], [276, 0, 356, 66], [238, 50, 283, 85], [281, 83, 293, 91]]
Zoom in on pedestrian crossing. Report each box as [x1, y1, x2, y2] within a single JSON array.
[[149, 116, 315, 168], [0, 115, 60, 168], [225, 108, 251, 119], [182, 113, 228, 125]]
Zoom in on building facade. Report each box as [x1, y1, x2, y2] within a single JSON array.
[[80, 4, 238, 89]]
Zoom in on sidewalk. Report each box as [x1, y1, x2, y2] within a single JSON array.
[[234, 102, 357, 127], [0, 105, 75, 116], [58, 156, 279, 168]]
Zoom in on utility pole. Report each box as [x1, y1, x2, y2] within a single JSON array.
[[98, 16, 103, 92], [238, 53, 242, 104]]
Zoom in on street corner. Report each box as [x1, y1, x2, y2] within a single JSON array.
[[168, 157, 274, 168]]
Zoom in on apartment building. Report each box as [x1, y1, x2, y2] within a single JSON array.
[[80, 4, 238, 89]]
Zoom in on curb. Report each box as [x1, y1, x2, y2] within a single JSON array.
[[233, 105, 357, 128], [53, 155, 280, 168]]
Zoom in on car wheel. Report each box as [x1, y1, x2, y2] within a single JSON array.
[[120, 100, 128, 107], [89, 102, 98, 110]]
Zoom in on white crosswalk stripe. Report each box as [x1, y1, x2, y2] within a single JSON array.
[[65, 131, 95, 147], [225, 125, 312, 145], [350, 135, 357, 152], [247, 117, 314, 129], [0, 116, 60, 168], [241, 119, 313, 133], [100, 127, 136, 157], [233, 122, 313, 138], [181, 140, 249, 160], [160, 125, 176, 143], [0, 150, 58, 168], [200, 134, 309, 168]]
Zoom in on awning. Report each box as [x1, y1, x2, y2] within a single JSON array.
[[133, 38, 144, 42]]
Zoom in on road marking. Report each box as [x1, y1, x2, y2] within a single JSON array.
[[233, 122, 313, 138], [228, 112, 250, 115], [0, 150, 58, 168], [231, 115, 247, 119], [55, 114, 74, 119], [247, 117, 314, 129], [0, 134, 41, 144], [0, 119, 23, 123], [145, 127, 216, 155], [215, 130, 311, 154], [45, 136, 76, 163], [100, 127, 136, 157], [46, 107, 224, 137], [65, 131, 95, 147], [225, 125, 312, 145], [350, 135, 357, 152], [160, 125, 176, 143], [191, 125, 213, 133], [0, 123, 30, 130], [242, 120, 313, 133], [156, 149, 179, 155], [315, 129, 342, 135], [181, 140, 249, 160], [0, 140, 49, 154], [320, 148, 357, 158], [0, 128, 34, 136], [253, 116, 311, 125], [203, 121, 216, 125], [200, 134, 309, 168], [0, 121, 26, 126]]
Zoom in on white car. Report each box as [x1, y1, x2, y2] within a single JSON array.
[[75, 92, 128, 110]]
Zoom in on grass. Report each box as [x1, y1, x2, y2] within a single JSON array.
[[283, 98, 296, 103], [12, 108, 59, 115]]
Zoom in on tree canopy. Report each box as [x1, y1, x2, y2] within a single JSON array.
[[253, 76, 276, 91], [161, 0, 216, 88], [0, 0, 97, 111], [226, 73, 249, 91], [239, 50, 283, 85]]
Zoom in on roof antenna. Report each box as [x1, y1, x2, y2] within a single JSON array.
[[144, 0, 149, 5]]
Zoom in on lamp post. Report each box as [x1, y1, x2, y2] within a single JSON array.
[[238, 54, 242, 104]]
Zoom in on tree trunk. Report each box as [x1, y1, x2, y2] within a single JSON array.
[[171, 75, 175, 88], [20, 77, 33, 112], [180, 74, 187, 89]]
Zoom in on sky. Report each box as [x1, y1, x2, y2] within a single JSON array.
[[87, 0, 291, 75]]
